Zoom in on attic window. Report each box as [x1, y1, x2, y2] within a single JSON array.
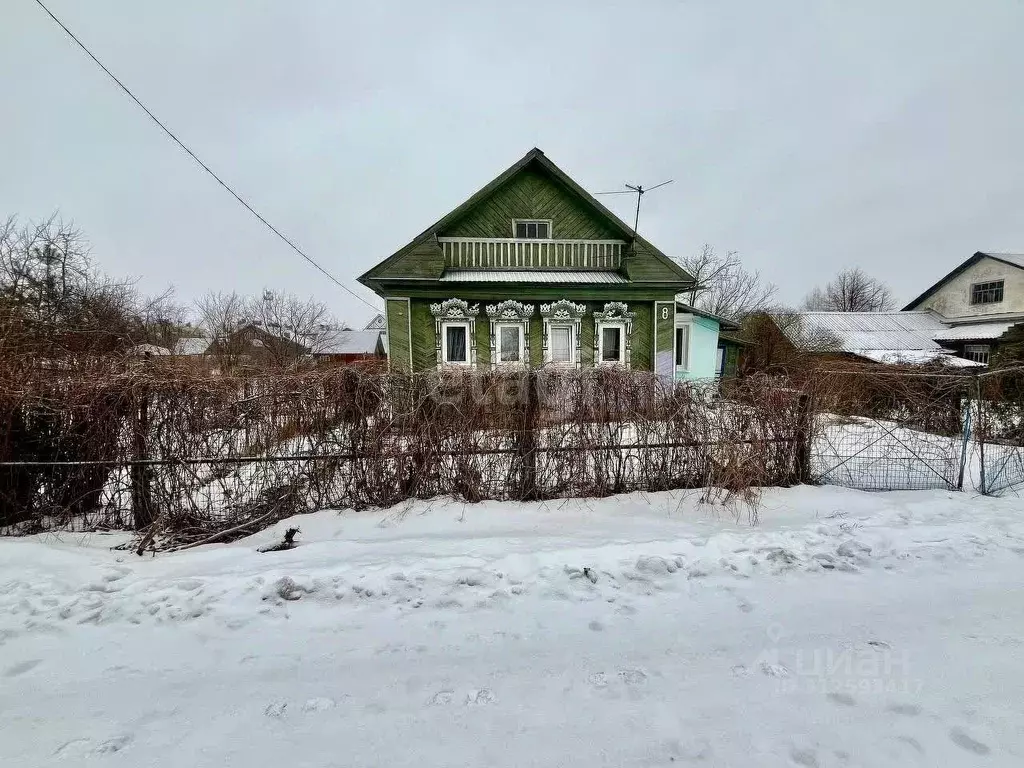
[[513, 219, 550, 239], [970, 280, 1004, 305]]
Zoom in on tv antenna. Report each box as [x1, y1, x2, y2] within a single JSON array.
[[595, 180, 674, 237]]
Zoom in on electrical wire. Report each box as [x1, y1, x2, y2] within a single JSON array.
[[32, 0, 381, 312]]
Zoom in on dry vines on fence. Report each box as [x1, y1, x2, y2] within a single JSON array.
[[0, 363, 812, 547]]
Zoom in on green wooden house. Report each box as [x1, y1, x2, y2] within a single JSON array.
[[360, 148, 732, 379]]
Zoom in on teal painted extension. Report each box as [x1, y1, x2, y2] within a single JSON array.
[[673, 304, 743, 381], [360, 148, 734, 377]]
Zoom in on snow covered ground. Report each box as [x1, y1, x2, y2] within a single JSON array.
[[2, 485, 1023, 767]]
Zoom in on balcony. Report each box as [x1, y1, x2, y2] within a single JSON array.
[[437, 237, 626, 271]]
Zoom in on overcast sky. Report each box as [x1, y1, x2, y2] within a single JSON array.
[[3, 1, 1023, 327]]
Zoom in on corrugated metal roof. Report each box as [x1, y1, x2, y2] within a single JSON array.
[[318, 330, 383, 355], [439, 270, 628, 284], [173, 337, 212, 355], [932, 322, 1016, 341], [775, 311, 949, 353]]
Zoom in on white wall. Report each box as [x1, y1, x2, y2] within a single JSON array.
[[916, 257, 1024, 318]]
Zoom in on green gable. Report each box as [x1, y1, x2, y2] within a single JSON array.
[[362, 149, 697, 374], [358, 148, 694, 291]]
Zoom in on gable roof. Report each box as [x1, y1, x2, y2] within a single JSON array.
[[358, 148, 693, 289], [317, 329, 385, 356], [903, 251, 1024, 310]]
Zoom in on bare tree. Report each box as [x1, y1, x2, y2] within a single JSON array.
[[0, 214, 141, 357], [802, 268, 895, 312], [677, 245, 777, 320]]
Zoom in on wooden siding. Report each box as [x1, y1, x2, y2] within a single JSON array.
[[409, 300, 436, 371], [625, 242, 689, 283], [630, 303, 653, 370], [443, 167, 622, 241], [373, 241, 445, 280], [654, 301, 675, 377], [385, 299, 412, 372]]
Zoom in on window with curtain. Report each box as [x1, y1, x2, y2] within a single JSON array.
[[550, 326, 572, 363], [600, 326, 623, 363], [444, 324, 468, 363]]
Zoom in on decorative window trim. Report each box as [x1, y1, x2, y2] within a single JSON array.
[[593, 301, 635, 369], [512, 219, 552, 239], [540, 300, 586, 367], [430, 298, 479, 368], [486, 300, 534, 368], [597, 322, 626, 365]]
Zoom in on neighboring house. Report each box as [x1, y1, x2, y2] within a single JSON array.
[[172, 336, 212, 356], [315, 329, 387, 364], [767, 311, 981, 368], [363, 313, 388, 355], [903, 252, 1024, 364], [359, 148, 738, 380]]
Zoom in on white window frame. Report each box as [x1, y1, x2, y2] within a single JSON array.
[[674, 322, 691, 371], [494, 322, 526, 366], [546, 323, 575, 366], [511, 219, 552, 239], [964, 344, 990, 365], [441, 321, 472, 366], [597, 321, 626, 366]]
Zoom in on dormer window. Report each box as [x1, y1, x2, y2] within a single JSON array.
[[513, 219, 551, 239]]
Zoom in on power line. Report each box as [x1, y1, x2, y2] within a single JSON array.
[[32, 0, 381, 313]]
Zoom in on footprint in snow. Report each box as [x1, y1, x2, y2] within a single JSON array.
[[827, 692, 857, 707], [428, 689, 454, 706], [948, 727, 990, 755], [464, 689, 495, 706], [54, 735, 133, 759], [886, 703, 921, 716], [302, 697, 336, 713], [4, 659, 42, 677], [618, 669, 647, 686], [587, 672, 609, 688], [264, 701, 288, 718]]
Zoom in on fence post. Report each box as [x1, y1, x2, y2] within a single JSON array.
[[131, 385, 155, 529], [794, 392, 813, 485], [976, 375, 987, 495], [956, 383, 972, 491], [518, 369, 539, 500]]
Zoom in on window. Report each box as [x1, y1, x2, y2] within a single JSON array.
[[496, 324, 524, 364], [716, 345, 726, 376], [965, 344, 990, 365], [599, 325, 624, 364], [513, 219, 551, 239], [971, 280, 1004, 305], [443, 323, 469, 364], [549, 325, 573, 364], [675, 325, 690, 369]]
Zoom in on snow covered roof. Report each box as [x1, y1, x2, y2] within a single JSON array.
[[778, 311, 948, 351], [316, 329, 383, 356], [931, 321, 1016, 341], [128, 344, 171, 356], [173, 337, 212, 356], [979, 251, 1024, 268], [851, 349, 983, 367]]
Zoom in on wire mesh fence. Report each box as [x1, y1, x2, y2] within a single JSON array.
[[2, 361, 1021, 548]]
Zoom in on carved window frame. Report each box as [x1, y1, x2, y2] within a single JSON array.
[[593, 301, 635, 369], [485, 300, 534, 369], [429, 298, 480, 369], [540, 300, 586, 368]]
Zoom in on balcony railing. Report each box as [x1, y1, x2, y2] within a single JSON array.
[[437, 237, 626, 270]]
